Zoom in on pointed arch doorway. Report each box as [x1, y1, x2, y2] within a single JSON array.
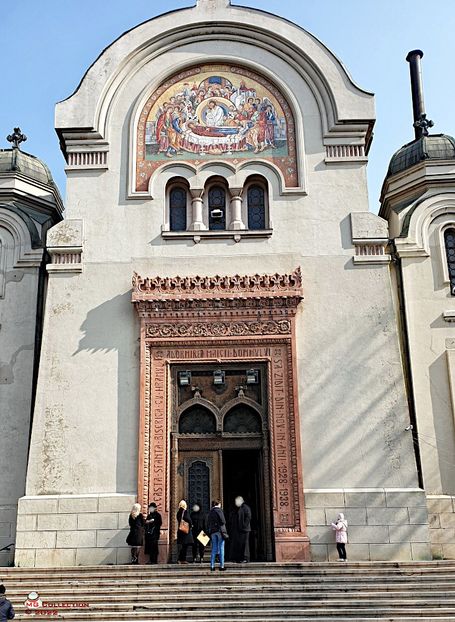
[[132, 267, 310, 563], [172, 364, 273, 561]]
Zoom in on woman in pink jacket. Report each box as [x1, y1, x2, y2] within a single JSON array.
[[331, 513, 348, 561]]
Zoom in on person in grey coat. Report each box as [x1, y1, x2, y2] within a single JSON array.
[[0, 584, 15, 620]]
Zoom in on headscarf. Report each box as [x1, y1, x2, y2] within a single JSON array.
[[337, 512, 348, 528], [179, 500, 187, 510]]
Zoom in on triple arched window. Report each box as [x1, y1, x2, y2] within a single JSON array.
[[166, 176, 268, 233]]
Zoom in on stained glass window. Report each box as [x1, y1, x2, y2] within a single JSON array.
[[223, 405, 262, 433], [445, 228, 455, 295], [179, 406, 217, 434], [208, 186, 226, 230], [169, 186, 187, 231], [247, 184, 266, 230]]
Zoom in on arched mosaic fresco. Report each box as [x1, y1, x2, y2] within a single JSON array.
[[135, 64, 298, 191]]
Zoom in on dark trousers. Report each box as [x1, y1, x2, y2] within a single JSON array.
[[178, 543, 190, 561], [236, 532, 250, 562], [148, 540, 159, 564], [336, 543, 347, 560], [192, 540, 205, 560]]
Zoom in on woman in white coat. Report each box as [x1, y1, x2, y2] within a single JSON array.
[[331, 513, 348, 561]]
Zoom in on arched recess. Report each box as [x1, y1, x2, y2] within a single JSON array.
[[133, 61, 300, 195], [223, 403, 263, 434], [178, 404, 218, 434], [0, 206, 42, 270], [398, 193, 455, 257]]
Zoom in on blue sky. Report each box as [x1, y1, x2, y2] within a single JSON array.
[[1, 1, 454, 212]]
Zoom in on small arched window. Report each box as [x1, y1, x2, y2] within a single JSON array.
[[169, 186, 187, 232], [208, 185, 226, 230], [247, 184, 266, 230], [179, 406, 217, 434], [223, 405, 262, 433], [444, 228, 455, 295]]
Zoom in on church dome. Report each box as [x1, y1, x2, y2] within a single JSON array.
[[387, 134, 455, 177], [0, 148, 56, 187]]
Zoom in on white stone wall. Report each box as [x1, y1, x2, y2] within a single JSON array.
[[306, 489, 430, 561], [15, 494, 135, 567]]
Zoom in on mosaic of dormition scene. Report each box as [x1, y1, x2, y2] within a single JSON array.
[[135, 64, 298, 191]]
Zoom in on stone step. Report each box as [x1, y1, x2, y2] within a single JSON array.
[[10, 607, 455, 620], [3, 562, 454, 621], [6, 586, 455, 598]]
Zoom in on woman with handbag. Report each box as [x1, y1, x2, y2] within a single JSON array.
[[176, 500, 193, 564]]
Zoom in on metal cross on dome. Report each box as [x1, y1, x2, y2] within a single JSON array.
[[413, 113, 434, 137], [7, 127, 27, 149]]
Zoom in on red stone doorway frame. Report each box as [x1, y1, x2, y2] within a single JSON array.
[[132, 268, 309, 562]]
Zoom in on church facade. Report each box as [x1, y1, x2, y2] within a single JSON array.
[[1, 0, 455, 567]]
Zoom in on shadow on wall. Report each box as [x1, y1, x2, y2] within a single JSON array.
[[428, 353, 455, 494], [299, 292, 420, 491], [73, 290, 140, 494]]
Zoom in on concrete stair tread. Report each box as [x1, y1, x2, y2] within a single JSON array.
[[2, 562, 454, 621]]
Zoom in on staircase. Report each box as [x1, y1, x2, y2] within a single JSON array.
[[1, 561, 455, 621]]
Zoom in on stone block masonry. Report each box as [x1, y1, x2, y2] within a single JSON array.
[[0, 505, 16, 567], [305, 488, 431, 561], [14, 493, 136, 567], [427, 495, 455, 559]]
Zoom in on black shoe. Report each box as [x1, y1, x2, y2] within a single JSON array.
[[219, 567, 226, 571]]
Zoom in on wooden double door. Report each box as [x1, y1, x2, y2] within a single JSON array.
[[174, 439, 274, 561]]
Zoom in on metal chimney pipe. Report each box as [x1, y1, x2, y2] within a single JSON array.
[[406, 49, 426, 139]]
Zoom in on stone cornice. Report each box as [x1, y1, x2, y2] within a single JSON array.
[[132, 267, 303, 304]]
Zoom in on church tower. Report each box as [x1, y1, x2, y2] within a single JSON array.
[[380, 51, 455, 559], [0, 129, 63, 565]]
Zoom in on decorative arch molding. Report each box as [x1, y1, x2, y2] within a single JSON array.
[[134, 62, 298, 194], [223, 403, 263, 434], [176, 396, 222, 431], [220, 396, 264, 422], [55, 4, 374, 181], [396, 193, 455, 258], [0, 206, 43, 269], [149, 159, 282, 200]]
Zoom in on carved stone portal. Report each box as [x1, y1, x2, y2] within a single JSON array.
[[132, 267, 309, 562]]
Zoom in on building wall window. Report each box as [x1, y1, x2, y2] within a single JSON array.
[[208, 185, 226, 230], [444, 227, 455, 295], [169, 186, 188, 231], [247, 184, 266, 230]]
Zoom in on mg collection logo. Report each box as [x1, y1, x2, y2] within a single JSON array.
[[24, 591, 90, 616]]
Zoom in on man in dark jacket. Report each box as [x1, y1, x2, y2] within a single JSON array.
[[232, 496, 251, 562], [207, 500, 227, 571], [0, 584, 15, 620], [190, 502, 206, 563], [144, 502, 162, 564]]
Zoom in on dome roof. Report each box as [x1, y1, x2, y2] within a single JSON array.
[[387, 134, 455, 177], [0, 148, 56, 187]]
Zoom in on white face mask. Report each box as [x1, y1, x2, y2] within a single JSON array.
[[192, 505, 200, 512], [149, 507, 156, 513], [235, 498, 243, 508]]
